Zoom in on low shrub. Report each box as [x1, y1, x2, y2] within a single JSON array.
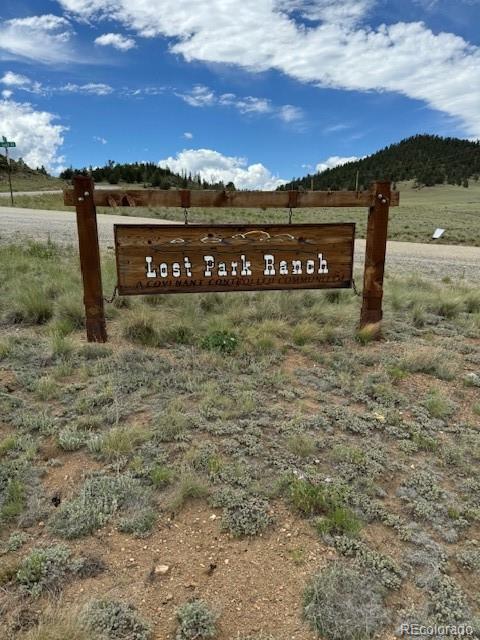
[[82, 599, 152, 640], [176, 599, 217, 640], [456, 543, 480, 571], [201, 330, 238, 353], [58, 427, 86, 451], [222, 496, 271, 537], [154, 409, 189, 442], [1, 478, 25, 521], [122, 314, 159, 347], [423, 390, 455, 419], [50, 473, 153, 539], [0, 557, 19, 585], [304, 562, 388, 640], [315, 506, 362, 538], [6, 286, 53, 325], [333, 536, 404, 590], [118, 508, 156, 537], [286, 433, 316, 458], [168, 474, 209, 512], [150, 464, 174, 489], [16, 545, 72, 597], [289, 477, 349, 517], [88, 427, 149, 461], [2, 531, 28, 552], [427, 575, 472, 624]]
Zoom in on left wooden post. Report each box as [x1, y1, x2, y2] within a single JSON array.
[[73, 175, 107, 342]]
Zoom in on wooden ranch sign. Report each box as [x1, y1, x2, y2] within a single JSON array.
[[65, 176, 399, 342], [114, 223, 355, 295]]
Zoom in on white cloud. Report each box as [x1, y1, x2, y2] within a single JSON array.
[[94, 32, 136, 50], [278, 104, 303, 123], [1, 71, 44, 95], [177, 85, 303, 122], [93, 135, 108, 144], [1, 90, 13, 99], [316, 155, 360, 172], [323, 122, 351, 134], [1, 71, 31, 86], [279, 0, 375, 26], [183, 132, 193, 139], [0, 14, 74, 64], [61, 82, 113, 95], [176, 85, 216, 107], [57, 0, 480, 137], [0, 99, 66, 172], [158, 148, 287, 189], [219, 93, 272, 114]]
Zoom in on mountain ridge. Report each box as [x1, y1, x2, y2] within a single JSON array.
[[279, 134, 480, 192]]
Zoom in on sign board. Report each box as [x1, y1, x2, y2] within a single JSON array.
[[114, 223, 355, 296], [0, 137, 15, 148]]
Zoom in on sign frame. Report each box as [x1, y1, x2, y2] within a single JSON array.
[[66, 177, 398, 342], [114, 222, 356, 296]]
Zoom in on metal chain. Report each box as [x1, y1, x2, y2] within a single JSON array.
[[184, 208, 189, 225], [352, 279, 360, 296], [104, 285, 118, 304]]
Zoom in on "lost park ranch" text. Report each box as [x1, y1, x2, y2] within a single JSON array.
[[145, 253, 329, 279]]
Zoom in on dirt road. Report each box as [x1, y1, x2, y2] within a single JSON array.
[[1, 206, 479, 281], [0, 190, 63, 197], [0, 185, 113, 197]]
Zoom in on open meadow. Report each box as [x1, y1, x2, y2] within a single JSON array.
[[0, 238, 479, 639], [0, 175, 66, 194], [3, 180, 480, 246]]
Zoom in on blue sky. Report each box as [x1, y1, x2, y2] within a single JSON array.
[[0, 0, 479, 188]]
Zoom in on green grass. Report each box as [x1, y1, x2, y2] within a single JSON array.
[[0, 173, 66, 193], [3, 180, 480, 245]]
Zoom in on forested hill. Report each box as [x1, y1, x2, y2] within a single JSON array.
[[279, 135, 480, 191], [60, 161, 234, 190], [0, 155, 48, 177]]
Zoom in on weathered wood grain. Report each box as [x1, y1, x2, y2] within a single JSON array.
[[73, 175, 107, 342], [65, 187, 399, 208], [114, 223, 355, 295], [360, 181, 390, 331]]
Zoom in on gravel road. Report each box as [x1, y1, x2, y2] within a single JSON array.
[[0, 190, 63, 197], [1, 206, 479, 281]]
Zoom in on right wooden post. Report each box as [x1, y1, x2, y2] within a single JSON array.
[[360, 181, 391, 334]]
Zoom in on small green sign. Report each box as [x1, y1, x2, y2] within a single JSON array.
[[1, 136, 15, 148]]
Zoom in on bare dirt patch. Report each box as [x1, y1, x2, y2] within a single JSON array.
[[51, 501, 328, 640]]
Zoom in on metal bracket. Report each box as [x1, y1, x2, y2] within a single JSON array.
[[103, 285, 118, 304], [288, 190, 298, 224], [180, 190, 191, 225]]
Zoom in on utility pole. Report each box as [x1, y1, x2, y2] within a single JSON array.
[[355, 170, 359, 192], [1, 136, 16, 205]]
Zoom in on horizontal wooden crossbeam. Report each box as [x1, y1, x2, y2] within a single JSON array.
[[64, 186, 399, 208]]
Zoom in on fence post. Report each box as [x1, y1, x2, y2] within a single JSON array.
[[73, 175, 107, 342], [360, 181, 391, 334]]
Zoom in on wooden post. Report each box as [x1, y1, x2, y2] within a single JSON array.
[[360, 181, 391, 334], [73, 175, 107, 342]]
